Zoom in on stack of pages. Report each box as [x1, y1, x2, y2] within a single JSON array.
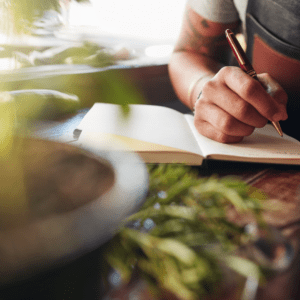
[[75, 103, 300, 165]]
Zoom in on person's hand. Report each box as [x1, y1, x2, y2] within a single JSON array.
[[193, 66, 288, 143]]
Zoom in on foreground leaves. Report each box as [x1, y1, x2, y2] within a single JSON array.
[[0, 93, 28, 226], [103, 164, 264, 299]]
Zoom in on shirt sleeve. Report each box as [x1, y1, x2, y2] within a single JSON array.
[[187, 0, 240, 23]]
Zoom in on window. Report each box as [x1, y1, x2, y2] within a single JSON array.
[[67, 0, 186, 42]]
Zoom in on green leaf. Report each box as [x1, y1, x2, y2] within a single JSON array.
[[191, 179, 249, 211], [156, 238, 198, 266], [223, 255, 261, 281], [102, 165, 267, 298]]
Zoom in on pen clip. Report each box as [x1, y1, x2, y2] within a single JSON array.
[[225, 30, 247, 66]]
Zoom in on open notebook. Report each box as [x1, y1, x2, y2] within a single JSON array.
[[75, 103, 300, 165]]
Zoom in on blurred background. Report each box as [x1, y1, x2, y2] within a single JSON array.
[[67, 0, 186, 42], [0, 0, 187, 71], [0, 0, 190, 112]]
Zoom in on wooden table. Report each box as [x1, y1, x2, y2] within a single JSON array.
[[2, 107, 296, 300], [102, 161, 300, 300]]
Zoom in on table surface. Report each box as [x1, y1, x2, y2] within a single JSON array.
[[1, 49, 300, 297], [17, 106, 300, 300]]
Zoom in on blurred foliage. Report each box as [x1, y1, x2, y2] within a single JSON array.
[[102, 164, 264, 300], [8, 89, 81, 120], [1, 0, 89, 34], [0, 92, 28, 227], [0, 0, 144, 225], [14, 41, 117, 68]]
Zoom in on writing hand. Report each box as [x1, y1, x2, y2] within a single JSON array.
[[193, 67, 288, 143]]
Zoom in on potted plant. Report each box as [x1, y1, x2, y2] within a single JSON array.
[[0, 0, 149, 287]]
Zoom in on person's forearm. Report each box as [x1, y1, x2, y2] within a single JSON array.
[[168, 5, 240, 110], [169, 51, 223, 110], [168, 6, 288, 143]]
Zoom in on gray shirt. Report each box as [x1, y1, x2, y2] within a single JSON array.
[[187, 0, 248, 31]]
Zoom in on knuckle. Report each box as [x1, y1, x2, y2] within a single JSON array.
[[195, 97, 207, 113], [194, 115, 206, 130], [235, 101, 250, 119], [193, 113, 202, 125], [201, 80, 217, 101], [202, 79, 215, 92], [194, 120, 210, 137], [218, 115, 234, 134], [216, 133, 231, 143], [219, 66, 231, 75], [241, 79, 260, 99], [234, 103, 267, 128], [244, 126, 255, 136], [197, 101, 207, 112], [201, 81, 209, 94], [215, 132, 241, 144], [218, 66, 235, 79]]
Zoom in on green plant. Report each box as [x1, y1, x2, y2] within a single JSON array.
[[102, 164, 264, 300], [0, 0, 145, 226]]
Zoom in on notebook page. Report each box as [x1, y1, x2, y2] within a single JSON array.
[[184, 114, 300, 159], [77, 103, 203, 156]]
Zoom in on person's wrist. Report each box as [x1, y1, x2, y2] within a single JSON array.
[[193, 90, 202, 115], [188, 73, 213, 113], [188, 75, 205, 109]]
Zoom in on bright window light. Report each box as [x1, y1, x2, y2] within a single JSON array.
[[68, 0, 187, 42]]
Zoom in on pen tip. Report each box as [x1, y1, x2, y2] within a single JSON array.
[[272, 121, 283, 137]]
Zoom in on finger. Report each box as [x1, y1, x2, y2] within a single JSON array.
[[219, 67, 288, 122], [194, 119, 244, 143], [257, 73, 288, 105], [195, 100, 255, 137], [201, 80, 268, 128]]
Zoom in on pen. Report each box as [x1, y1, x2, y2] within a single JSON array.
[[225, 29, 283, 137]]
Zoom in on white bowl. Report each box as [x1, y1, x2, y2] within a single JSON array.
[[0, 137, 148, 285]]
